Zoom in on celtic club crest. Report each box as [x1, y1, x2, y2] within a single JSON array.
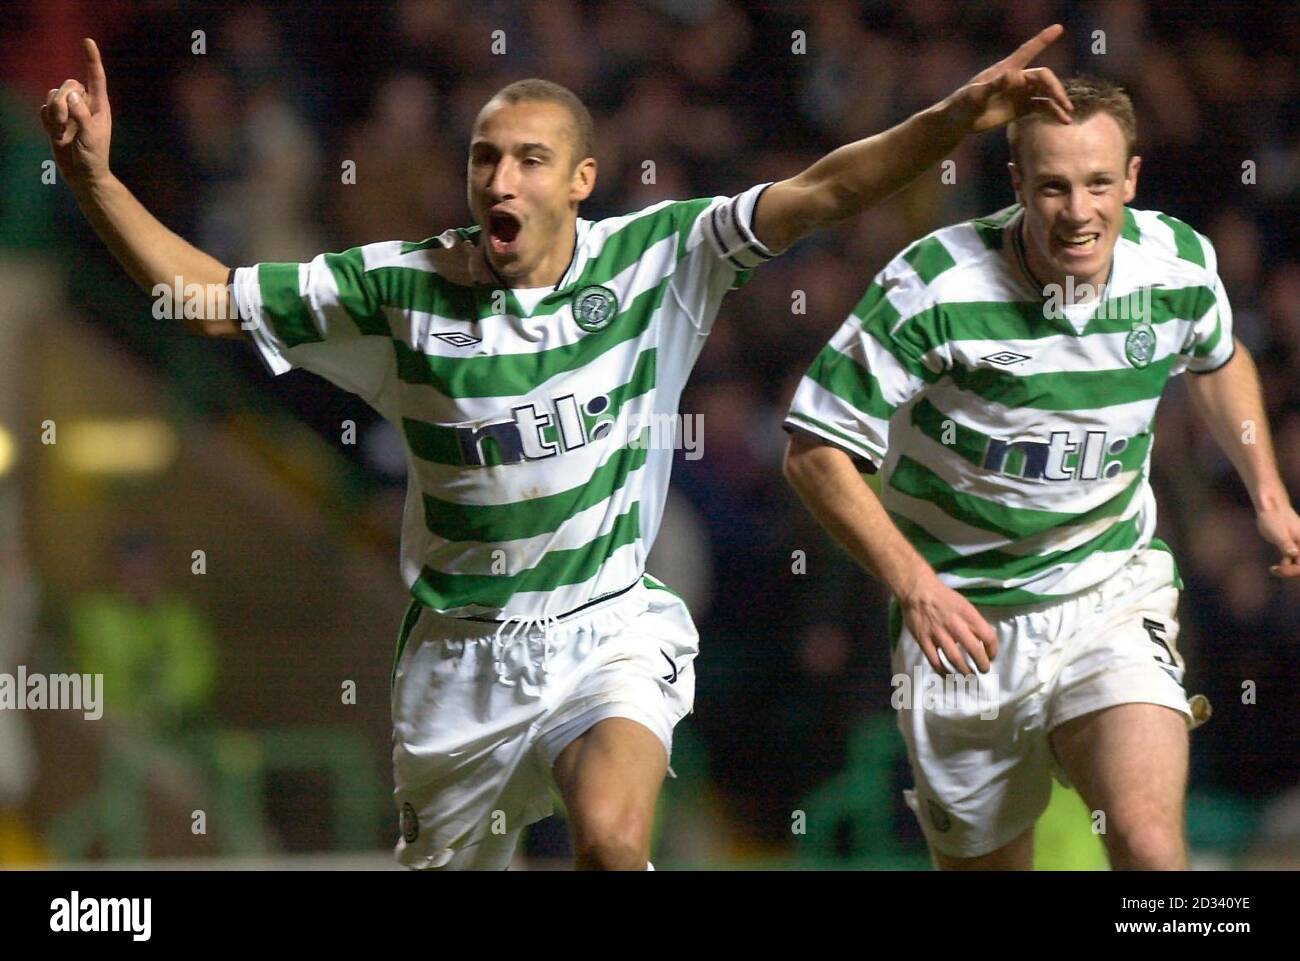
[[572, 284, 618, 333], [1124, 322, 1156, 369], [400, 802, 419, 843]]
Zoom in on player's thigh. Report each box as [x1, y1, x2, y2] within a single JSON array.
[[552, 716, 667, 848], [931, 827, 1034, 871], [1050, 703, 1188, 850], [894, 607, 1052, 862]]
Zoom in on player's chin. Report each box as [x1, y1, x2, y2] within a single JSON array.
[[485, 247, 526, 281], [1052, 244, 1109, 278]]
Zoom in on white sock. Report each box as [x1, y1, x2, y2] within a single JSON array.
[[645, 861, 655, 871]]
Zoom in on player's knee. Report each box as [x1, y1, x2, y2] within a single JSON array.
[[1107, 818, 1186, 870], [571, 800, 651, 870], [575, 833, 646, 871]]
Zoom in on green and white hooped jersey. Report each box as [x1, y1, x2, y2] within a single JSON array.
[[785, 204, 1234, 606], [235, 183, 776, 618]]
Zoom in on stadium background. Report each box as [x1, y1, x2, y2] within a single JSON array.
[[1, 0, 1297, 869]]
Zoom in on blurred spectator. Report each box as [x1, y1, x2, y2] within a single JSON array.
[[69, 530, 218, 737]]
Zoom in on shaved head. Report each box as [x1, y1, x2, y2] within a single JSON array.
[[479, 78, 594, 166]]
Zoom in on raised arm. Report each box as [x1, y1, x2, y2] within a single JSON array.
[[1184, 339, 1300, 578], [783, 431, 998, 675], [40, 38, 239, 337], [753, 24, 1073, 253]]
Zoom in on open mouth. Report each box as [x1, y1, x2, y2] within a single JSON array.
[[1055, 232, 1100, 255], [488, 211, 522, 256]]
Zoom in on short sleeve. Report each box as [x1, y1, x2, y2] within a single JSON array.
[[232, 244, 398, 405], [669, 182, 779, 334], [1182, 271, 1235, 374], [784, 272, 944, 470]]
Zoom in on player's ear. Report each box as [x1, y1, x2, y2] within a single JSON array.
[[1008, 162, 1024, 203], [570, 156, 597, 203], [1123, 155, 1141, 203]]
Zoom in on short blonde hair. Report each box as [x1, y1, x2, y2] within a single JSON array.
[[1008, 75, 1137, 165]]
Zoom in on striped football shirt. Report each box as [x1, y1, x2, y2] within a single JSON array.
[[234, 183, 776, 618], [784, 204, 1234, 606]]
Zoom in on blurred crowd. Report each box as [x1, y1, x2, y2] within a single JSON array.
[[3, 0, 1298, 853]]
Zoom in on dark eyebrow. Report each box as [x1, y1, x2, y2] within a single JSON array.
[[469, 140, 557, 159], [1035, 170, 1118, 184]]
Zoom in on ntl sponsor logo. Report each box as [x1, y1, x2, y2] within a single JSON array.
[[891, 666, 999, 720], [50, 892, 151, 941], [0, 667, 103, 720], [983, 431, 1130, 482], [456, 394, 703, 466]]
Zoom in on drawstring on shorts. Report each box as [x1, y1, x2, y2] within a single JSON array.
[[490, 614, 562, 698]]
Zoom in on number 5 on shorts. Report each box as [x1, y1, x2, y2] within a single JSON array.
[[1142, 617, 1179, 668]]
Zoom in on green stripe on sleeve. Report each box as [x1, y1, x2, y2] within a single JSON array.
[[1156, 214, 1206, 268], [324, 249, 390, 336], [1122, 208, 1141, 244], [1191, 311, 1224, 359], [903, 237, 958, 285], [804, 344, 897, 421], [578, 203, 692, 292], [257, 263, 321, 347], [853, 279, 944, 380], [784, 411, 886, 464]]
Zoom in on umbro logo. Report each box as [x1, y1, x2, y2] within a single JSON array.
[[432, 331, 482, 348], [981, 350, 1031, 366]]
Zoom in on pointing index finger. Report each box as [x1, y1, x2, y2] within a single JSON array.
[[84, 37, 108, 104], [1004, 23, 1064, 70]]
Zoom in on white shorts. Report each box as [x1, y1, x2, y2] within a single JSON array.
[[893, 547, 1206, 859], [390, 576, 698, 869]]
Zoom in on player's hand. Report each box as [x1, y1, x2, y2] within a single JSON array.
[[899, 571, 999, 676], [947, 24, 1074, 134], [1258, 503, 1300, 578], [40, 38, 112, 187]]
